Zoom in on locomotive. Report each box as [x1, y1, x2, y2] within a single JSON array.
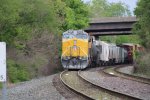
[[61, 30, 140, 69], [61, 30, 89, 69]]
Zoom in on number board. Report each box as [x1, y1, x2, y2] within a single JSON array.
[[0, 42, 6, 82]]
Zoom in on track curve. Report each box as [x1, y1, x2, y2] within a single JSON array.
[[60, 67, 146, 100], [78, 69, 141, 100], [60, 70, 93, 100]]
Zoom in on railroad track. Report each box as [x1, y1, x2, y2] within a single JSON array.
[[60, 68, 142, 100], [103, 65, 150, 84], [60, 70, 93, 100]]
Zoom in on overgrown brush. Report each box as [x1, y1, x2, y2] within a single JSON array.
[[134, 51, 150, 77], [7, 59, 29, 83]]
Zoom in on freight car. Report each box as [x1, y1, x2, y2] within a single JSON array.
[[91, 37, 128, 66]]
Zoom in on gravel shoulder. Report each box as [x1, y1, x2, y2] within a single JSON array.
[[0, 74, 66, 100]]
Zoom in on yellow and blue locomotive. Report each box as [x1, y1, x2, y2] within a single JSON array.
[[61, 30, 89, 69]]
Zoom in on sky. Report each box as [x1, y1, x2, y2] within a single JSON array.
[[83, 0, 138, 15]]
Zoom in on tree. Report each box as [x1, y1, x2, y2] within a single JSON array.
[[133, 0, 150, 48], [89, 0, 131, 18], [0, 0, 58, 47], [106, 2, 131, 17], [0, 0, 22, 45], [63, 0, 89, 30], [133, 0, 150, 77]]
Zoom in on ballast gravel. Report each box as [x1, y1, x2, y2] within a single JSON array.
[[80, 69, 150, 100], [118, 66, 134, 74], [0, 74, 66, 100]]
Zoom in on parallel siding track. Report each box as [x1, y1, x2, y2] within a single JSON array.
[[115, 66, 150, 84], [103, 65, 150, 85]]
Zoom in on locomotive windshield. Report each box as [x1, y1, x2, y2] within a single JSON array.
[[63, 30, 88, 39], [76, 34, 88, 39], [63, 33, 75, 39]]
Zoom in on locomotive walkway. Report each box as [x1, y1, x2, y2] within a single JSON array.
[[85, 17, 137, 36]]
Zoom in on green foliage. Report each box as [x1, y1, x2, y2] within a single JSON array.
[[0, 0, 59, 47], [134, 52, 150, 77], [89, 0, 131, 18], [0, 0, 21, 45], [0, 0, 89, 46], [19, 0, 57, 30], [50, 0, 66, 32], [133, 0, 150, 48], [106, 2, 131, 17], [63, 0, 89, 29], [100, 35, 140, 44], [100, 36, 116, 43], [116, 35, 140, 44], [7, 59, 29, 83], [133, 0, 150, 77]]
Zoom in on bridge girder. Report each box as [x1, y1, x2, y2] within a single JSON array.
[[84, 17, 137, 36]]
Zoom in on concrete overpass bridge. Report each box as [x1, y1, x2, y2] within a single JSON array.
[[84, 17, 137, 36]]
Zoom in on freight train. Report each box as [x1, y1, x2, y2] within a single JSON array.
[[61, 30, 142, 69]]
